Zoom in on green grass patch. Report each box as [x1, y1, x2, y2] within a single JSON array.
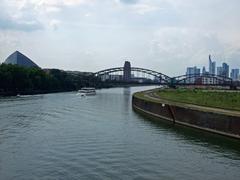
[[156, 89, 240, 111]]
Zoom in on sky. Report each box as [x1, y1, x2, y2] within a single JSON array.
[[0, 0, 240, 76]]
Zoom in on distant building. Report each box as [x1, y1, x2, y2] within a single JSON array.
[[209, 55, 216, 75], [202, 66, 207, 74], [217, 66, 223, 76], [222, 63, 229, 77], [217, 63, 229, 77], [153, 76, 161, 83], [186, 66, 200, 83], [109, 74, 122, 81], [200, 77, 218, 85], [230, 69, 239, 81], [123, 61, 131, 82], [186, 66, 200, 76], [101, 74, 110, 81], [4, 51, 39, 68]]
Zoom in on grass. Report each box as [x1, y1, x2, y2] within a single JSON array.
[[134, 91, 162, 104], [155, 89, 240, 111]]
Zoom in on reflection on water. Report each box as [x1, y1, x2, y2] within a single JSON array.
[[137, 112, 240, 159], [0, 86, 240, 180]]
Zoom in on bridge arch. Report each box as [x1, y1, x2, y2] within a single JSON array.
[[94, 67, 171, 83]]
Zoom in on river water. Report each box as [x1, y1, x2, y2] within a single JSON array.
[[0, 86, 240, 180]]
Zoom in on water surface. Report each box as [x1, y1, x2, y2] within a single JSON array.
[[0, 86, 240, 180]]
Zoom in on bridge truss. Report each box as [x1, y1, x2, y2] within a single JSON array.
[[94, 67, 171, 84], [94, 67, 238, 88]]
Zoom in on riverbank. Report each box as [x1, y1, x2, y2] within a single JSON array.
[[132, 88, 240, 139], [0, 64, 110, 97], [156, 89, 240, 111], [0, 89, 75, 97]]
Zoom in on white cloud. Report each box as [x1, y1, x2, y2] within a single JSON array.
[[132, 3, 159, 14], [30, 0, 94, 6], [0, 0, 240, 74], [49, 19, 61, 30]]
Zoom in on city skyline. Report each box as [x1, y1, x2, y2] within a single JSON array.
[[186, 54, 240, 78], [0, 0, 240, 76]]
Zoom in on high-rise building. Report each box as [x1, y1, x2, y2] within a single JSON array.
[[202, 66, 207, 74], [186, 66, 200, 83], [217, 63, 229, 77], [217, 66, 223, 76], [123, 61, 131, 82], [186, 66, 200, 76], [222, 63, 229, 77], [209, 55, 216, 75], [230, 69, 239, 81]]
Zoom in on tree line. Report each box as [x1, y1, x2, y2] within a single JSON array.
[[0, 64, 106, 95]]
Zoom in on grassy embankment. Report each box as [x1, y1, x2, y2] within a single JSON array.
[[155, 89, 240, 111]]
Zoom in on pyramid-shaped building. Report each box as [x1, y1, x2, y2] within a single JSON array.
[[4, 51, 39, 68]]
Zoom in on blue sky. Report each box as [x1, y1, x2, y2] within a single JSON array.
[[0, 0, 240, 76]]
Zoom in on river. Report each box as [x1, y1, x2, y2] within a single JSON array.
[[0, 86, 240, 180]]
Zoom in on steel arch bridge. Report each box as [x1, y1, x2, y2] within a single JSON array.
[[171, 73, 233, 86], [93, 62, 237, 88], [94, 67, 171, 84]]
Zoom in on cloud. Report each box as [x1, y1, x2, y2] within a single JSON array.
[[0, 1, 42, 31], [49, 19, 61, 30], [116, 0, 161, 14], [0, 16, 43, 32], [145, 27, 236, 75], [0, 0, 240, 74], [132, 3, 160, 14], [119, 0, 139, 4], [0, 0, 95, 31]]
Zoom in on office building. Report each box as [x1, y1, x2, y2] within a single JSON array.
[[217, 66, 223, 76], [222, 63, 229, 77], [230, 69, 239, 81], [217, 63, 229, 77], [202, 66, 207, 74], [209, 55, 216, 75], [186, 66, 200, 83]]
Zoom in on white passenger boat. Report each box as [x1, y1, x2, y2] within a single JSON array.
[[78, 87, 96, 96]]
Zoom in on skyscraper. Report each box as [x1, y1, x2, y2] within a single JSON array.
[[186, 66, 200, 83], [217, 63, 229, 77], [209, 55, 216, 75], [186, 66, 200, 76], [230, 69, 239, 81], [217, 66, 223, 76], [202, 66, 207, 74], [222, 63, 229, 77], [123, 61, 131, 82]]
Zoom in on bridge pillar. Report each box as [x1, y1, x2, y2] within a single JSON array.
[[123, 61, 131, 82], [168, 78, 177, 88]]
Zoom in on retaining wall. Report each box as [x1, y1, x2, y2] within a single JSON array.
[[132, 93, 240, 139]]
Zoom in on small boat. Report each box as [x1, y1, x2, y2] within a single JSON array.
[[78, 87, 96, 96]]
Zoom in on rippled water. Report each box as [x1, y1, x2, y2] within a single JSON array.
[[0, 86, 240, 180]]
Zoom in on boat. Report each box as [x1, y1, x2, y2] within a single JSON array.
[[78, 87, 96, 96]]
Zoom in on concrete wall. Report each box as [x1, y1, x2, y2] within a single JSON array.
[[132, 95, 240, 139]]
